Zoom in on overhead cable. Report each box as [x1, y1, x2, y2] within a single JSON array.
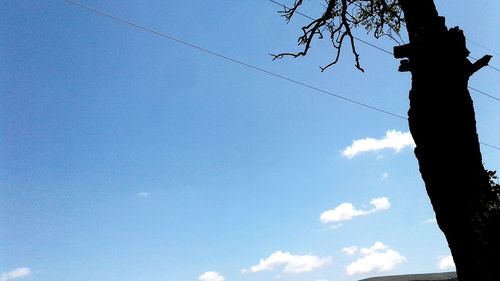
[[64, 0, 500, 151]]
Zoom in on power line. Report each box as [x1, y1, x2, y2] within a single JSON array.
[[481, 142, 500, 151], [469, 86, 500, 103], [467, 39, 500, 57], [64, 0, 499, 151], [64, 0, 406, 120], [267, 0, 500, 100], [486, 64, 500, 73]]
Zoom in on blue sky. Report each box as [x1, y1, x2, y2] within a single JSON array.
[[1, 1, 499, 281]]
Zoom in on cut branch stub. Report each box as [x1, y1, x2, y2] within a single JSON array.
[[394, 44, 413, 59], [394, 43, 414, 72]]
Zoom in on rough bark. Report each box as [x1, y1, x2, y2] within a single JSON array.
[[396, 0, 500, 280]]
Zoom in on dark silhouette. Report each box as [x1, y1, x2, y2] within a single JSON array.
[[273, 1, 500, 280]]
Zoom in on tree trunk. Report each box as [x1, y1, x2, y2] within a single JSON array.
[[396, 1, 500, 280]]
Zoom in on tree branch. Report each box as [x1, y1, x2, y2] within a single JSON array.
[[273, 0, 403, 72], [468, 55, 493, 76]]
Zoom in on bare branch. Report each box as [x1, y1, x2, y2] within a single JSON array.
[[273, 0, 403, 72], [341, 0, 364, 72], [278, 0, 304, 23]]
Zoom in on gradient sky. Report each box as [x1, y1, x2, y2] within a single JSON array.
[[1, 1, 499, 281]]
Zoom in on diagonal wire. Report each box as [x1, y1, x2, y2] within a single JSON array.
[[468, 86, 500, 102], [65, 0, 499, 151], [467, 39, 500, 57], [480, 142, 500, 150], [64, 0, 407, 120]]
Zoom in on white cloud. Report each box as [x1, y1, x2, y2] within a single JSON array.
[[320, 197, 391, 224], [370, 198, 391, 210], [342, 130, 415, 158], [344, 242, 406, 276], [342, 246, 359, 256], [320, 203, 365, 223], [437, 255, 456, 271], [243, 251, 331, 274], [198, 271, 224, 281], [137, 192, 150, 198], [381, 172, 389, 180], [0, 268, 31, 281], [359, 242, 388, 255]]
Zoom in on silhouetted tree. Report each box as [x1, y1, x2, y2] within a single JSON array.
[[274, 1, 500, 280]]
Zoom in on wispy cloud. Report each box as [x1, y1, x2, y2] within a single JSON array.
[[342, 130, 415, 158], [381, 172, 389, 180], [242, 251, 331, 274], [329, 223, 344, 229], [320, 197, 391, 224], [198, 271, 224, 281], [137, 192, 150, 198], [342, 246, 359, 256], [0, 268, 31, 281], [437, 255, 455, 271], [344, 242, 406, 276]]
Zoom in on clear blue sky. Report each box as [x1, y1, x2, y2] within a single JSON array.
[[1, 1, 499, 281]]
